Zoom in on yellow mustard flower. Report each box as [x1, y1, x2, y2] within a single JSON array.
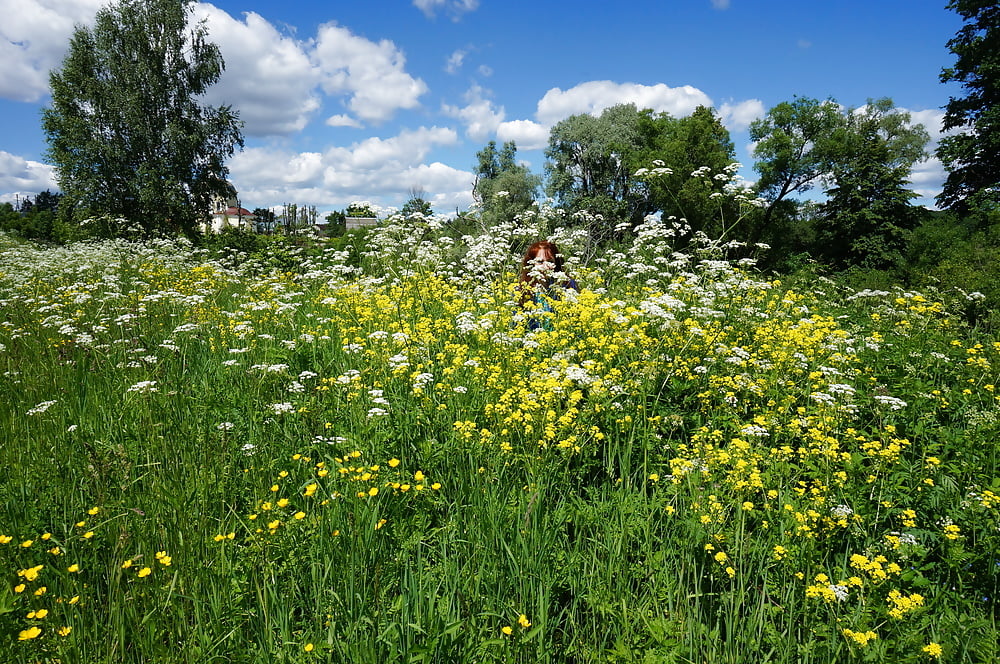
[[923, 643, 942, 658]]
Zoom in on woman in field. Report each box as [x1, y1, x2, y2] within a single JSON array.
[[517, 240, 578, 330]]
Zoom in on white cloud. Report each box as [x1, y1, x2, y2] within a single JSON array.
[[535, 81, 713, 126], [445, 48, 467, 74], [477, 64, 494, 78], [326, 114, 364, 128], [711, 0, 731, 9], [194, 4, 321, 136], [0, 0, 106, 102], [0, 150, 57, 197], [442, 85, 504, 140], [496, 120, 550, 151], [313, 22, 428, 124], [718, 99, 765, 131], [907, 108, 947, 142], [413, 0, 480, 20], [227, 126, 469, 210], [904, 108, 951, 206]]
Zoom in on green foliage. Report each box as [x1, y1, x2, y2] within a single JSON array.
[[324, 210, 347, 237], [546, 105, 740, 244], [749, 96, 844, 233], [816, 99, 930, 269], [401, 196, 434, 218], [937, 0, 1000, 212], [473, 141, 541, 229], [637, 106, 742, 240], [41, 0, 243, 238], [545, 105, 645, 237], [346, 203, 377, 218]]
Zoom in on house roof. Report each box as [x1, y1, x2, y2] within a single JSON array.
[[214, 206, 255, 217]]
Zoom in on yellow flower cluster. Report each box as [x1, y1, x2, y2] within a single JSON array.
[[842, 628, 878, 646], [886, 589, 925, 619]]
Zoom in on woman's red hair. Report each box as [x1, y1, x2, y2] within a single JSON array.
[[519, 241, 566, 283]]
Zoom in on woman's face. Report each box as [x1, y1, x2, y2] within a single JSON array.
[[528, 246, 556, 277]]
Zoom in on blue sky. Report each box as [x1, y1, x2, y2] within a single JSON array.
[[0, 0, 965, 216]]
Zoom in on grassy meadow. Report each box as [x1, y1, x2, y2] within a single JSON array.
[[0, 206, 998, 663]]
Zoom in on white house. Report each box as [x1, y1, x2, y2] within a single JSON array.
[[204, 205, 256, 233]]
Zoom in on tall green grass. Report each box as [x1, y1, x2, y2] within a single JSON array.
[[0, 220, 997, 662]]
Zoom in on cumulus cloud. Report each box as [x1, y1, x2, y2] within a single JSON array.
[[413, 0, 480, 20], [227, 126, 471, 210], [496, 120, 550, 151], [194, 4, 321, 136], [313, 22, 428, 124], [3, 1, 428, 132], [0, 0, 106, 102], [718, 99, 765, 131], [442, 85, 505, 140], [0, 151, 57, 199], [535, 81, 714, 126], [904, 108, 951, 205]]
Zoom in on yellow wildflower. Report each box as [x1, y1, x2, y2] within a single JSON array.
[[18, 626, 42, 641]]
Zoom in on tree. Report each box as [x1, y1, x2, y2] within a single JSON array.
[[346, 203, 377, 218], [816, 99, 930, 268], [401, 187, 434, 217], [749, 97, 844, 232], [252, 207, 276, 233], [473, 141, 541, 227], [545, 105, 644, 232], [937, 0, 1000, 213], [324, 210, 346, 237], [42, 0, 243, 237], [636, 106, 739, 239], [34, 190, 63, 214]]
